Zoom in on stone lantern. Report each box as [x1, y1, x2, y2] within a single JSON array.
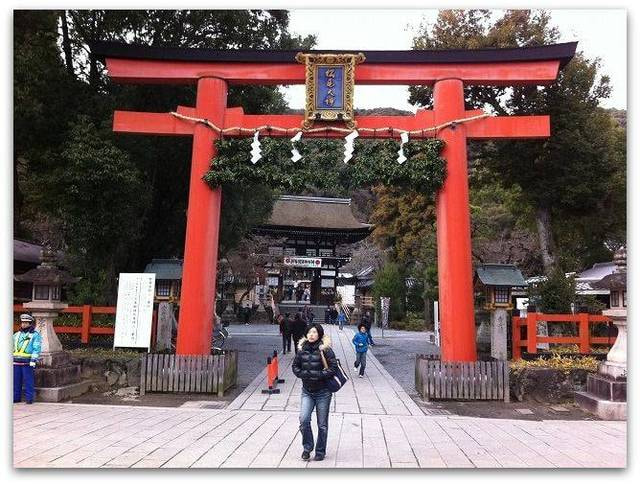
[[576, 246, 627, 420], [14, 247, 89, 401], [474, 264, 527, 360]]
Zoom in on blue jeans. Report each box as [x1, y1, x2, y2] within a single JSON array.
[[354, 351, 367, 376], [366, 329, 375, 345], [339, 319, 344, 330], [299, 387, 332, 456], [14, 363, 35, 402]]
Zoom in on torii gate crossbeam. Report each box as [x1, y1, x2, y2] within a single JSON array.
[[94, 41, 576, 361]]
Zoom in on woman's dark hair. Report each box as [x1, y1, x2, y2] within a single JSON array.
[[305, 323, 324, 341]]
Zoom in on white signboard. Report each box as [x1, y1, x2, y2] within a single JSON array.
[[114, 273, 155, 350], [283, 256, 322, 268]]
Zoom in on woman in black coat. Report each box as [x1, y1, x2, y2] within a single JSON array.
[[292, 323, 338, 461]]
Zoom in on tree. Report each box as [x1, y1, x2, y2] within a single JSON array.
[[43, 118, 148, 303], [409, 9, 625, 274], [14, 10, 92, 237], [527, 268, 575, 314], [469, 180, 542, 275], [372, 261, 406, 322], [14, 10, 316, 303]]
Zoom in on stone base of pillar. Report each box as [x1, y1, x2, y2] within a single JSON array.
[[575, 391, 627, 421], [38, 351, 71, 368], [575, 372, 627, 421], [599, 360, 627, 380], [33, 350, 89, 402], [36, 380, 91, 403]]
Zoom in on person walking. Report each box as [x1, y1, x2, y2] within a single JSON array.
[[337, 309, 347, 330], [306, 306, 315, 325], [292, 323, 338, 461], [329, 306, 338, 326], [240, 300, 252, 325], [291, 309, 307, 354], [278, 313, 293, 354], [362, 310, 375, 346], [13, 314, 42, 404], [352, 323, 369, 378]]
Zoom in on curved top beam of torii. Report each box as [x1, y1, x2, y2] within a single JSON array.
[[92, 41, 577, 86], [98, 40, 577, 361]]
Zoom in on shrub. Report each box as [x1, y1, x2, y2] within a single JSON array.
[[510, 354, 599, 375], [390, 312, 426, 331]]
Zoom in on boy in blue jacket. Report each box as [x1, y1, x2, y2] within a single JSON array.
[[352, 324, 369, 378], [13, 314, 42, 404]]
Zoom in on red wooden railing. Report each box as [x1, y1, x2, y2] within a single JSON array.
[[511, 312, 616, 359], [13, 304, 158, 345]]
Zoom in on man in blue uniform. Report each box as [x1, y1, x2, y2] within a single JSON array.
[[13, 314, 42, 404]]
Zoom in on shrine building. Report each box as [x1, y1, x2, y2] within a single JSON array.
[[253, 195, 372, 307]]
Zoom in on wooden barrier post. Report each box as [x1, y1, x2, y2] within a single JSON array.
[[578, 313, 590, 353], [526, 312, 538, 354], [81, 305, 92, 344]]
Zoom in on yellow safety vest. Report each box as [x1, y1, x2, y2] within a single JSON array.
[[13, 333, 33, 359]]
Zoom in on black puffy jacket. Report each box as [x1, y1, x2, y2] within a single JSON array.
[[292, 335, 338, 392]]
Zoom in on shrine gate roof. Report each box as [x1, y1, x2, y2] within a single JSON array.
[[92, 41, 577, 68], [262, 195, 372, 232]]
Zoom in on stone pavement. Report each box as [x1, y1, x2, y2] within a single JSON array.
[[13, 325, 627, 468], [227, 325, 423, 416]]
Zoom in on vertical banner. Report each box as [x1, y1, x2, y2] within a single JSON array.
[[114, 273, 155, 350], [380, 296, 390, 338]]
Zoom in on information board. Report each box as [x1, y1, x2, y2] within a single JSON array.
[[114, 273, 155, 350]]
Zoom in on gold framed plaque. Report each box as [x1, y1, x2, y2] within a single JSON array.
[[295, 52, 366, 130]]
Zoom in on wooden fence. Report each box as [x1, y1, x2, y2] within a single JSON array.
[[13, 304, 158, 346], [415, 355, 509, 402], [140, 351, 238, 397], [511, 312, 615, 359]]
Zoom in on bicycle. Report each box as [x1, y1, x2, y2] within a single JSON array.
[[212, 322, 230, 353]]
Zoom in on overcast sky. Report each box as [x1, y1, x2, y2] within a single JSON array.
[[282, 9, 627, 112]]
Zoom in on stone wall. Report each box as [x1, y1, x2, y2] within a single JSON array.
[[70, 355, 141, 392], [510, 368, 589, 403]]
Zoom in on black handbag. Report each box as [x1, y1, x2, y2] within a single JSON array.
[[320, 350, 348, 393]]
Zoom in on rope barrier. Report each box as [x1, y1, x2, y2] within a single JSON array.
[[169, 111, 491, 138]]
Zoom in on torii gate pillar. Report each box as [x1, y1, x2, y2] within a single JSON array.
[[177, 77, 227, 355], [434, 78, 476, 361]]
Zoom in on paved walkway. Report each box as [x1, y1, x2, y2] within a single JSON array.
[[227, 325, 423, 416], [13, 326, 626, 468]]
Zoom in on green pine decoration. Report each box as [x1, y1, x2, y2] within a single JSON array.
[[204, 137, 446, 196]]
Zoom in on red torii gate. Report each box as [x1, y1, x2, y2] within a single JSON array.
[[94, 41, 576, 361]]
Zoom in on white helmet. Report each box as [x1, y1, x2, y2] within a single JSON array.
[[20, 314, 34, 323]]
